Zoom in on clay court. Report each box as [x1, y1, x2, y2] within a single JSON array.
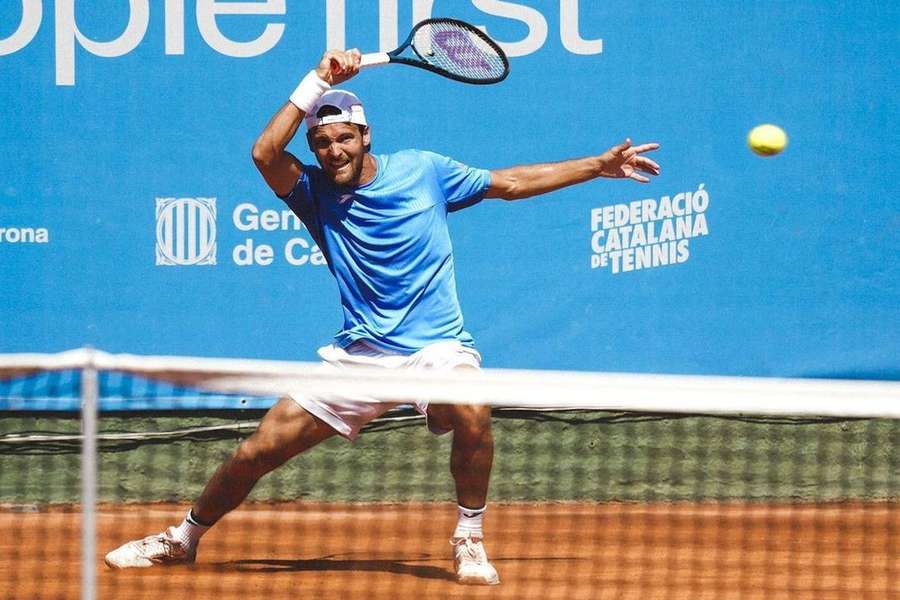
[[2, 501, 896, 599]]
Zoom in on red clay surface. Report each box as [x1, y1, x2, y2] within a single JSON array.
[[1, 501, 897, 599]]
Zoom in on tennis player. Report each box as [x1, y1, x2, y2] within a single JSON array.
[[105, 49, 660, 585]]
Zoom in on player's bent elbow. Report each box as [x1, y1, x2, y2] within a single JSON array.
[[251, 141, 275, 168]]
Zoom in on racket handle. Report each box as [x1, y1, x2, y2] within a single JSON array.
[[360, 53, 390, 68]]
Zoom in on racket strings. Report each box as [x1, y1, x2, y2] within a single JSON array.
[[413, 22, 507, 82]]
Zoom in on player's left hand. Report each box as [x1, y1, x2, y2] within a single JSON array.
[[598, 139, 661, 183]]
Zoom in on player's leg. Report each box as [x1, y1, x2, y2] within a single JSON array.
[[427, 401, 500, 586], [191, 397, 337, 524], [409, 343, 499, 585], [105, 397, 338, 568], [427, 402, 494, 509]]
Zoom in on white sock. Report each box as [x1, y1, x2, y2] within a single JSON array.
[[453, 504, 486, 539], [172, 510, 211, 549]]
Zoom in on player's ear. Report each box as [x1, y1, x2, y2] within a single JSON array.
[[306, 130, 315, 153], [361, 126, 371, 152]]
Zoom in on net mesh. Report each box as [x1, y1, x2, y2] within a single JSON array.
[[412, 20, 508, 82], [1, 351, 898, 599]]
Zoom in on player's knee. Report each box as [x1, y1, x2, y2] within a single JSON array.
[[233, 438, 286, 475], [453, 405, 492, 440]]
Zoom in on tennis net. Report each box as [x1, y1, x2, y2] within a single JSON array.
[[1, 349, 898, 599]]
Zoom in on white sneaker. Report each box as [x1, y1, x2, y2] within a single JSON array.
[[104, 527, 196, 569], [451, 535, 500, 585]]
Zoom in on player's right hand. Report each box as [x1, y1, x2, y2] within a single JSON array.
[[316, 49, 361, 86]]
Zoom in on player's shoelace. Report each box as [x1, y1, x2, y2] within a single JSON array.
[[452, 537, 488, 566], [136, 533, 180, 560]]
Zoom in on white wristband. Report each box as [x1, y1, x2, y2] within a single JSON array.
[[289, 70, 331, 113]]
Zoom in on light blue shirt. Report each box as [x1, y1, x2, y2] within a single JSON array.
[[282, 149, 492, 353]]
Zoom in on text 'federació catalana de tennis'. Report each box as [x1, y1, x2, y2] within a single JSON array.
[[590, 184, 710, 274]]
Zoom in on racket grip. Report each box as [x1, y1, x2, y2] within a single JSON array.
[[360, 53, 390, 68]]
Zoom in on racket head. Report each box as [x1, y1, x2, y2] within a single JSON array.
[[392, 18, 509, 84]]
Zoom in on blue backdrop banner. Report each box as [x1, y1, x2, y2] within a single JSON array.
[[2, 1, 897, 378]]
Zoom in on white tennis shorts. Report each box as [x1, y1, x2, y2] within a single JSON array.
[[290, 339, 482, 440]]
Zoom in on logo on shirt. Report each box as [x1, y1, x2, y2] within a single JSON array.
[[155, 197, 217, 266], [338, 193, 354, 204]]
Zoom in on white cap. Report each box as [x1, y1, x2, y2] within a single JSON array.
[[304, 90, 368, 130]]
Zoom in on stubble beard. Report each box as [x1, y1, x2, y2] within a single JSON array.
[[330, 155, 364, 187]]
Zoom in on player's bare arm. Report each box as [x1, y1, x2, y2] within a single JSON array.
[[252, 49, 362, 196], [485, 138, 661, 201]]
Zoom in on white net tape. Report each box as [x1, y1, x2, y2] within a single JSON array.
[[2, 348, 899, 418]]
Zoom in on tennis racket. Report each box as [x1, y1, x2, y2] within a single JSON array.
[[356, 18, 509, 85]]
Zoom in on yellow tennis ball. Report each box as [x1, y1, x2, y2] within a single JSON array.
[[748, 124, 788, 156]]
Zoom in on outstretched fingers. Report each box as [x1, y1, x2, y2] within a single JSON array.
[[624, 142, 661, 182], [623, 142, 660, 159], [599, 139, 661, 182], [634, 156, 661, 175], [629, 171, 651, 183], [631, 142, 660, 155]]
